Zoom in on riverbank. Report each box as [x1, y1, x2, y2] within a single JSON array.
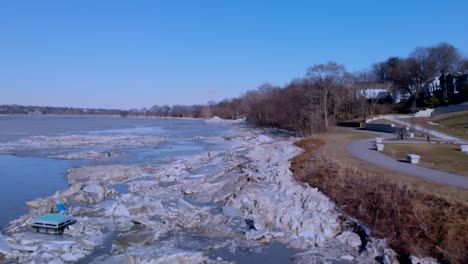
[[290, 130, 468, 263], [0, 124, 397, 263]]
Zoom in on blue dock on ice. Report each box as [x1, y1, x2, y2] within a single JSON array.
[[31, 214, 74, 234]]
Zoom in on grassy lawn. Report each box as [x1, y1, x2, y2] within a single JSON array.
[[382, 143, 468, 176], [405, 111, 468, 140], [324, 127, 468, 202]]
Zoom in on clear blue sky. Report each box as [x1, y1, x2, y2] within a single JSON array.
[[1, 0, 467, 109]]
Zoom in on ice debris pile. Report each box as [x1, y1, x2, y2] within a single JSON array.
[[0, 134, 163, 153], [1, 128, 409, 263]]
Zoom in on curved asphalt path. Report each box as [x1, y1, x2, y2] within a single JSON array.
[[346, 134, 468, 189]]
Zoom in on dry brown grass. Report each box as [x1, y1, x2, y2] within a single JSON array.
[[291, 136, 468, 263]]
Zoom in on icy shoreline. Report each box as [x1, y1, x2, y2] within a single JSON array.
[[0, 125, 399, 263], [0, 134, 163, 155]]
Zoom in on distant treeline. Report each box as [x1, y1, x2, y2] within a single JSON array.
[[3, 43, 467, 135], [0, 104, 122, 115], [147, 42, 468, 134]]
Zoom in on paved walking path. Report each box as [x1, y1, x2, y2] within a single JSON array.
[[386, 116, 468, 143], [368, 114, 468, 144], [346, 132, 468, 189]]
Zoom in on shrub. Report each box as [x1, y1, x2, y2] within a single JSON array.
[[424, 96, 441, 108]]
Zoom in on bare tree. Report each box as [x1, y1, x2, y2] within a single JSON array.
[[350, 70, 378, 121], [373, 57, 406, 102], [407, 47, 438, 112], [429, 42, 460, 74], [282, 81, 309, 132], [369, 85, 388, 117], [375, 51, 437, 113], [429, 43, 461, 100], [458, 57, 468, 71], [306, 62, 346, 130]]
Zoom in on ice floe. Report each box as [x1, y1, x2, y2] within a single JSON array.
[[1, 125, 399, 263]]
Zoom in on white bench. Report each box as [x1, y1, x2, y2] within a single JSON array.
[[406, 154, 420, 164], [405, 133, 414, 138], [376, 143, 384, 151], [461, 145, 468, 153], [375, 137, 383, 143]]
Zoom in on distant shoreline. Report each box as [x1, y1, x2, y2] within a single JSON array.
[[0, 113, 206, 120]]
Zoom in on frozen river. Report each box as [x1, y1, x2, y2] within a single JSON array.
[[0, 115, 233, 228], [0, 115, 394, 263]]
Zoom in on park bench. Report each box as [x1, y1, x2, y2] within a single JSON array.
[[460, 145, 468, 153], [406, 154, 420, 164], [376, 143, 384, 151]]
